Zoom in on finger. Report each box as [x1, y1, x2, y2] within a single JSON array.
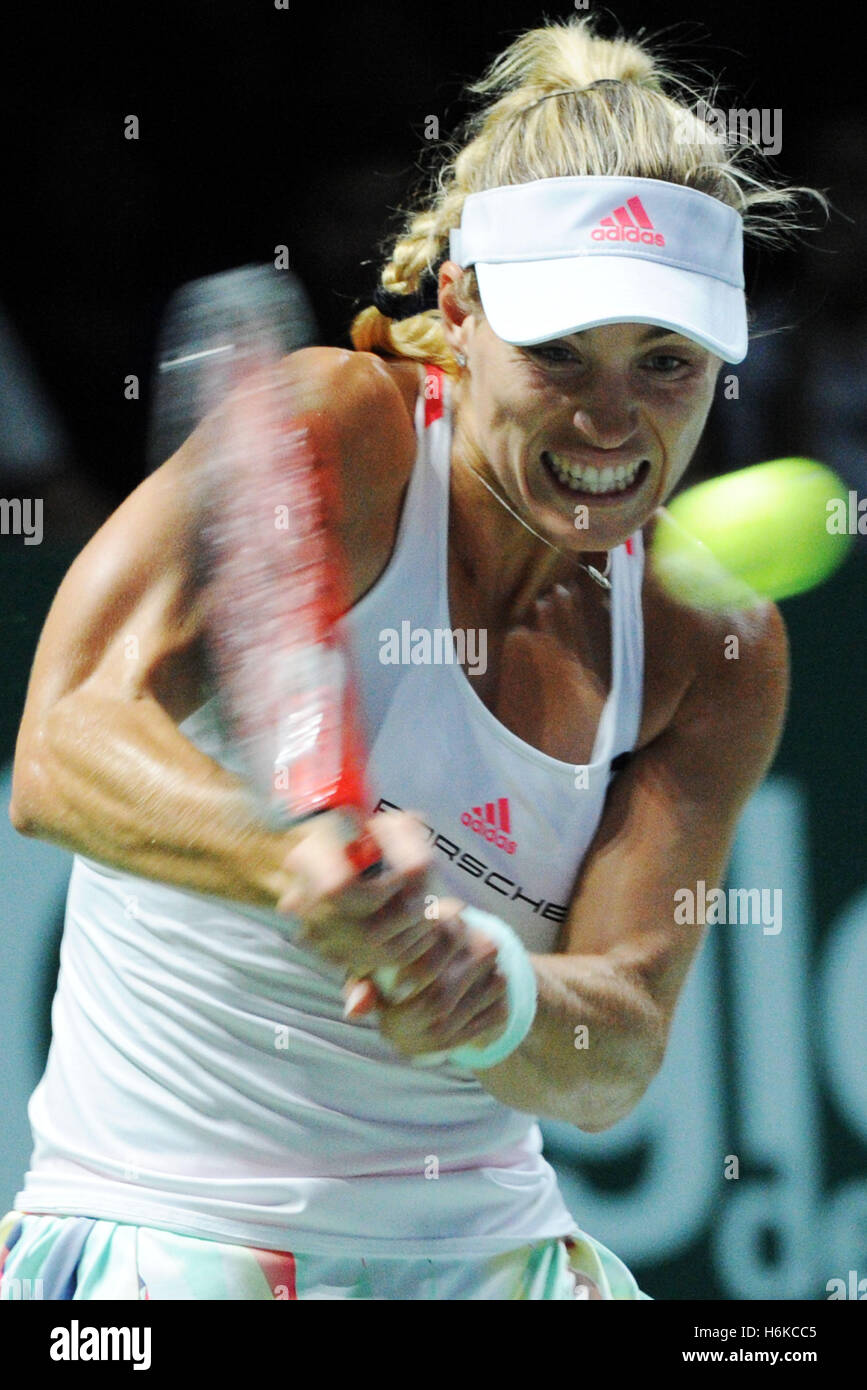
[[297, 911, 430, 978], [393, 924, 500, 1012], [299, 876, 465, 978], [322, 807, 434, 906], [279, 822, 431, 920], [278, 815, 362, 913], [362, 916, 437, 974], [433, 994, 511, 1053], [380, 981, 508, 1060], [363, 888, 465, 955], [426, 975, 509, 1047], [363, 883, 435, 944], [428, 933, 505, 1024], [342, 976, 380, 1017], [340, 809, 432, 903], [366, 809, 434, 876], [383, 915, 474, 1003], [294, 882, 448, 972], [420, 945, 503, 1026]]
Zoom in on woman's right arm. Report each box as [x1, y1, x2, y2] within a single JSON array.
[[8, 347, 415, 910]]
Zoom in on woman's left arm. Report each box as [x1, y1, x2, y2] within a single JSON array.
[[470, 599, 790, 1130]]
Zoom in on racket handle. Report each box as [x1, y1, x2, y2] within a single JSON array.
[[344, 829, 384, 879]]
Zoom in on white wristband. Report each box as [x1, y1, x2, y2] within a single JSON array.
[[445, 906, 538, 1070]]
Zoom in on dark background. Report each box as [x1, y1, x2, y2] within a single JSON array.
[[1, 1, 865, 1301], [2, 1, 865, 517]]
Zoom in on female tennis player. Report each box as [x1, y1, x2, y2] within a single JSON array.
[[1, 16, 819, 1299]]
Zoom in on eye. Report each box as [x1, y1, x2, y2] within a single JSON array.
[[528, 345, 579, 365], [645, 352, 696, 374]]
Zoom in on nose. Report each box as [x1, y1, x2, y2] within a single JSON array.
[[571, 389, 639, 451]]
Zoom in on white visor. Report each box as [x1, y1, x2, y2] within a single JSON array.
[[449, 176, 748, 363]]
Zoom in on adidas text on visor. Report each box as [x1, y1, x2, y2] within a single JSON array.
[[448, 176, 748, 364]]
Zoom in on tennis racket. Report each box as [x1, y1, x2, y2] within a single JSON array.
[[151, 264, 435, 1028]]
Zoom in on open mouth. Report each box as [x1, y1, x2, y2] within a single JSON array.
[[541, 451, 651, 500]]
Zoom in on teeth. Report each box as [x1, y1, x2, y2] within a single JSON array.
[[544, 453, 644, 494]]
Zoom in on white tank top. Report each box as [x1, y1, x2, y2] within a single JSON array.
[[16, 364, 645, 1257]]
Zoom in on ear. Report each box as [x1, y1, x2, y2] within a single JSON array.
[[438, 261, 473, 351], [439, 261, 471, 318]]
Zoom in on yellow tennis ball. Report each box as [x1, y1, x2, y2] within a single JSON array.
[[652, 458, 854, 609]]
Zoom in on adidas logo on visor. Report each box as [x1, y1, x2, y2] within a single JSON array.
[[591, 196, 665, 247]]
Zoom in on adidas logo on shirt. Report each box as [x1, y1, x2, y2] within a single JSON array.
[[460, 798, 517, 855], [591, 196, 665, 247]]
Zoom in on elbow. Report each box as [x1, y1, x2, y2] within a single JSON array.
[[570, 1020, 668, 1134], [9, 738, 51, 837], [9, 776, 44, 837], [9, 794, 37, 835], [573, 1075, 655, 1133]]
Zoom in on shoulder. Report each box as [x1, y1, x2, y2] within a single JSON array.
[[280, 348, 422, 449], [638, 506, 790, 804], [279, 348, 422, 518]]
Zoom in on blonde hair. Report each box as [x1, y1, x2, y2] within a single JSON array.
[[350, 14, 827, 374]]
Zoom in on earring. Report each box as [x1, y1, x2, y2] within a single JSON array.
[[455, 352, 467, 368]]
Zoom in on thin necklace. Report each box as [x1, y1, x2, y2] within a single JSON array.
[[467, 466, 612, 591]]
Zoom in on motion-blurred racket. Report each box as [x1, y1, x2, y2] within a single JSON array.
[[151, 264, 427, 1025]]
